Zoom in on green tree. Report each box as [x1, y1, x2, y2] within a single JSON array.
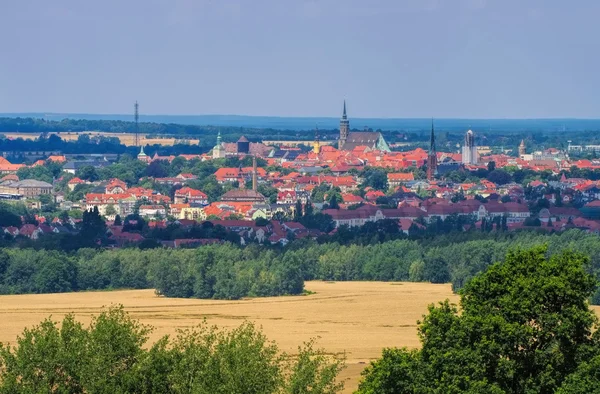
[[328, 194, 340, 210], [75, 165, 100, 182], [358, 246, 600, 394], [294, 200, 303, 221], [0, 306, 346, 393], [105, 204, 117, 217]]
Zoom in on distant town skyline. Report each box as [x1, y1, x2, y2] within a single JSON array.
[[1, 0, 599, 118]]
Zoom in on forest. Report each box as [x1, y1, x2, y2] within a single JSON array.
[[3, 230, 600, 302], [3, 116, 600, 156]]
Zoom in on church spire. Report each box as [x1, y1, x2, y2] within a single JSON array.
[[427, 119, 438, 181], [429, 118, 436, 153], [338, 100, 349, 150]]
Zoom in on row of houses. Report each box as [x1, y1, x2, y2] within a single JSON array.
[[322, 201, 532, 228]]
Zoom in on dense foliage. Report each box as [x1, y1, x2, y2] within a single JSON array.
[[5, 230, 600, 303], [0, 246, 303, 300], [358, 246, 600, 393], [3, 116, 600, 156], [0, 306, 344, 393]]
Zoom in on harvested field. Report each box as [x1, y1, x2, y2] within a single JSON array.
[[0, 282, 462, 391], [1, 131, 200, 146]]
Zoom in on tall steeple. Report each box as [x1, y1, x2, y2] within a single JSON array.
[[519, 139, 526, 157], [427, 119, 438, 181], [338, 100, 349, 150], [252, 155, 258, 191], [429, 118, 436, 154]]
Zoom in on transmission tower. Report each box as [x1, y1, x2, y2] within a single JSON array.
[[134, 101, 139, 147]]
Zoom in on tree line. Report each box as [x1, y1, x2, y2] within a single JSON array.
[[4, 229, 600, 303]]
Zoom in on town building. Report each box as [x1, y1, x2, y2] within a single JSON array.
[[212, 131, 226, 159], [0, 179, 53, 198], [174, 187, 208, 205], [519, 139, 526, 157], [337, 101, 390, 152], [0, 157, 25, 174], [137, 146, 151, 163], [138, 205, 167, 218], [461, 129, 478, 165]]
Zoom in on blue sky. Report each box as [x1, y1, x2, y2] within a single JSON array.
[[1, 0, 598, 118]]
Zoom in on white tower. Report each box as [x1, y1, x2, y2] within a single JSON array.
[[461, 129, 478, 164]]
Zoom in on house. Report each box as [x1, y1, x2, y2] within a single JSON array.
[[67, 177, 86, 191], [0, 157, 25, 174], [85, 193, 136, 216], [105, 179, 128, 194], [110, 231, 145, 246], [3, 226, 20, 236], [323, 205, 425, 228], [214, 168, 242, 183], [179, 206, 204, 221], [176, 173, 198, 181], [18, 224, 42, 239], [0, 179, 53, 198], [47, 155, 67, 163], [170, 203, 190, 216], [365, 190, 386, 202], [276, 190, 310, 205], [341, 193, 365, 205], [475, 202, 530, 223], [581, 185, 600, 202], [538, 207, 581, 223], [220, 189, 267, 203], [138, 205, 167, 218], [564, 217, 600, 234], [387, 173, 415, 187], [174, 187, 208, 205]]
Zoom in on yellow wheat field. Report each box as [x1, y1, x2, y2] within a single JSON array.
[[1, 132, 200, 146], [0, 282, 483, 392]]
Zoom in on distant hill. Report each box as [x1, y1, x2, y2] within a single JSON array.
[[2, 113, 600, 133]]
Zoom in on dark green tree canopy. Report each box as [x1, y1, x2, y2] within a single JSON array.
[[0, 306, 345, 394], [358, 246, 600, 394]]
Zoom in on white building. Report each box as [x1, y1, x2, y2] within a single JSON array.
[[461, 129, 478, 165]]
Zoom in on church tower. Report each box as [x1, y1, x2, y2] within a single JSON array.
[[519, 139, 526, 157], [313, 125, 321, 154], [252, 155, 258, 191], [338, 100, 349, 149], [427, 119, 438, 181], [212, 131, 225, 159]]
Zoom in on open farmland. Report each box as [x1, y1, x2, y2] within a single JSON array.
[[0, 281, 456, 392], [1, 131, 200, 146]]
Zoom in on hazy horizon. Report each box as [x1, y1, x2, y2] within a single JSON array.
[[1, 0, 599, 118], [3, 112, 600, 121]]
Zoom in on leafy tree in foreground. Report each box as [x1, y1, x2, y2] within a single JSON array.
[[358, 246, 600, 394], [0, 306, 345, 393]]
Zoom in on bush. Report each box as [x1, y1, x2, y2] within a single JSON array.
[[0, 307, 345, 393]]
